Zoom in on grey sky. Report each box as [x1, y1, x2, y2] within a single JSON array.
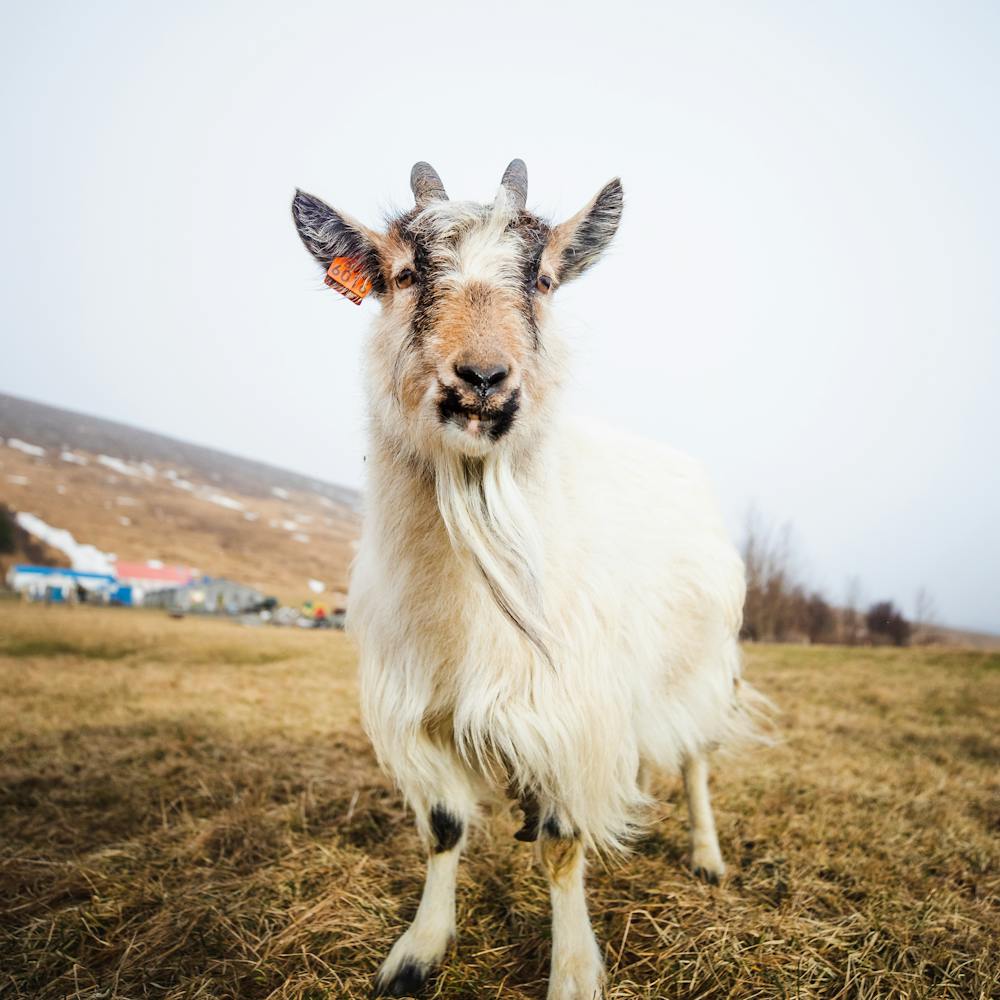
[[2, 1, 998, 632]]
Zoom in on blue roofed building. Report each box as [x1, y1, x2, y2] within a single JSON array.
[[5, 564, 117, 603]]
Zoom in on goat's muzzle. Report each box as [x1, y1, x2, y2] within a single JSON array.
[[437, 382, 520, 441]]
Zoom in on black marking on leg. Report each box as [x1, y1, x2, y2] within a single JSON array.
[[429, 805, 463, 853], [542, 815, 567, 840], [541, 813, 582, 842], [372, 959, 429, 997]]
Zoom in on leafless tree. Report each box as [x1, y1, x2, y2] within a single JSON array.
[[913, 586, 940, 645], [741, 506, 802, 641], [841, 575, 863, 645], [804, 592, 835, 644], [741, 511, 922, 649]]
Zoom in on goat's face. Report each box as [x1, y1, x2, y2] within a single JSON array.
[[292, 162, 622, 460]]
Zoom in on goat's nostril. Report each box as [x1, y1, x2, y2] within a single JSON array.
[[455, 364, 509, 393]]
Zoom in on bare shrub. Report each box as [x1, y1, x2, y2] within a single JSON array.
[[866, 601, 912, 647]]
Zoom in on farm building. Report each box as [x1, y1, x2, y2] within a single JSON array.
[[113, 561, 196, 604], [5, 564, 118, 603], [143, 578, 266, 615]]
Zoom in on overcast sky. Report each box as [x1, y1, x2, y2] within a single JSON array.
[[2, 1, 998, 632]]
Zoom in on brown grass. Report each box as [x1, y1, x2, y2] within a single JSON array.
[[1, 602, 997, 999]]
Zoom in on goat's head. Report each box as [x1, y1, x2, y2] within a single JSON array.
[[292, 161, 622, 460]]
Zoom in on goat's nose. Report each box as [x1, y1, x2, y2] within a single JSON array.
[[454, 363, 509, 395]]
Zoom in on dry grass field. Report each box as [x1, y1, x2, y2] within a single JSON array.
[[1, 601, 997, 1000]]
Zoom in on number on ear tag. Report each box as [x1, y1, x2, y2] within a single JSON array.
[[325, 257, 373, 305]]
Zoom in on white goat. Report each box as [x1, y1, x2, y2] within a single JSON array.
[[292, 161, 763, 1000]]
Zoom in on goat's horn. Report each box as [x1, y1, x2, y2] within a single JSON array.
[[499, 158, 528, 211], [410, 162, 448, 206]]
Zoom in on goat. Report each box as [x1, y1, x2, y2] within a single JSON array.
[[292, 161, 765, 1000]]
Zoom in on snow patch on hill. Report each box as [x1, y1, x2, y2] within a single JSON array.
[[97, 455, 156, 479], [7, 438, 46, 458], [205, 493, 244, 511], [15, 512, 116, 575]]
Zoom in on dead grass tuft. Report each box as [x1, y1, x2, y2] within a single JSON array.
[[1, 603, 997, 999]]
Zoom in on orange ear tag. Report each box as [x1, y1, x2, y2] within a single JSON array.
[[325, 257, 373, 305]]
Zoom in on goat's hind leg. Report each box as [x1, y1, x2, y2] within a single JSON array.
[[373, 768, 477, 997], [682, 752, 725, 883]]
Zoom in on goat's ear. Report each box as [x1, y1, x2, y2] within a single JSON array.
[[291, 189, 386, 293], [547, 179, 623, 284]]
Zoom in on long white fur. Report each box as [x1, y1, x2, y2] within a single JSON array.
[[353, 413, 751, 852]]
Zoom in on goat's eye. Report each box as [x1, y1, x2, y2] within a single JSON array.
[[536, 273, 552, 293], [395, 268, 415, 289]]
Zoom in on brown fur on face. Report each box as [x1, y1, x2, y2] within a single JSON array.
[[427, 281, 526, 392]]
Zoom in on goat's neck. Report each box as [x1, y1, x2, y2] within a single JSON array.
[[366, 431, 556, 644]]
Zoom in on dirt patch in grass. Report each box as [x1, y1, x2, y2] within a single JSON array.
[[1, 603, 997, 999]]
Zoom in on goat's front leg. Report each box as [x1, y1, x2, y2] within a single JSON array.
[[373, 788, 473, 997], [541, 818, 605, 1000]]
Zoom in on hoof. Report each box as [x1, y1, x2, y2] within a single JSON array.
[[372, 959, 429, 998], [690, 843, 725, 885], [692, 864, 721, 885]]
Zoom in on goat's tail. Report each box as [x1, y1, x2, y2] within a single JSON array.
[[728, 675, 779, 750]]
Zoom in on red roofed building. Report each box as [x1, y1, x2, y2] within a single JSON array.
[[114, 561, 197, 603]]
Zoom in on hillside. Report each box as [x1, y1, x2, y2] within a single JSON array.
[[0, 393, 361, 604]]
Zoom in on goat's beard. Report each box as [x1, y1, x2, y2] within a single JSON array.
[[434, 449, 553, 663]]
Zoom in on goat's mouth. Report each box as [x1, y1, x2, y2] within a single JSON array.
[[437, 384, 520, 441]]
